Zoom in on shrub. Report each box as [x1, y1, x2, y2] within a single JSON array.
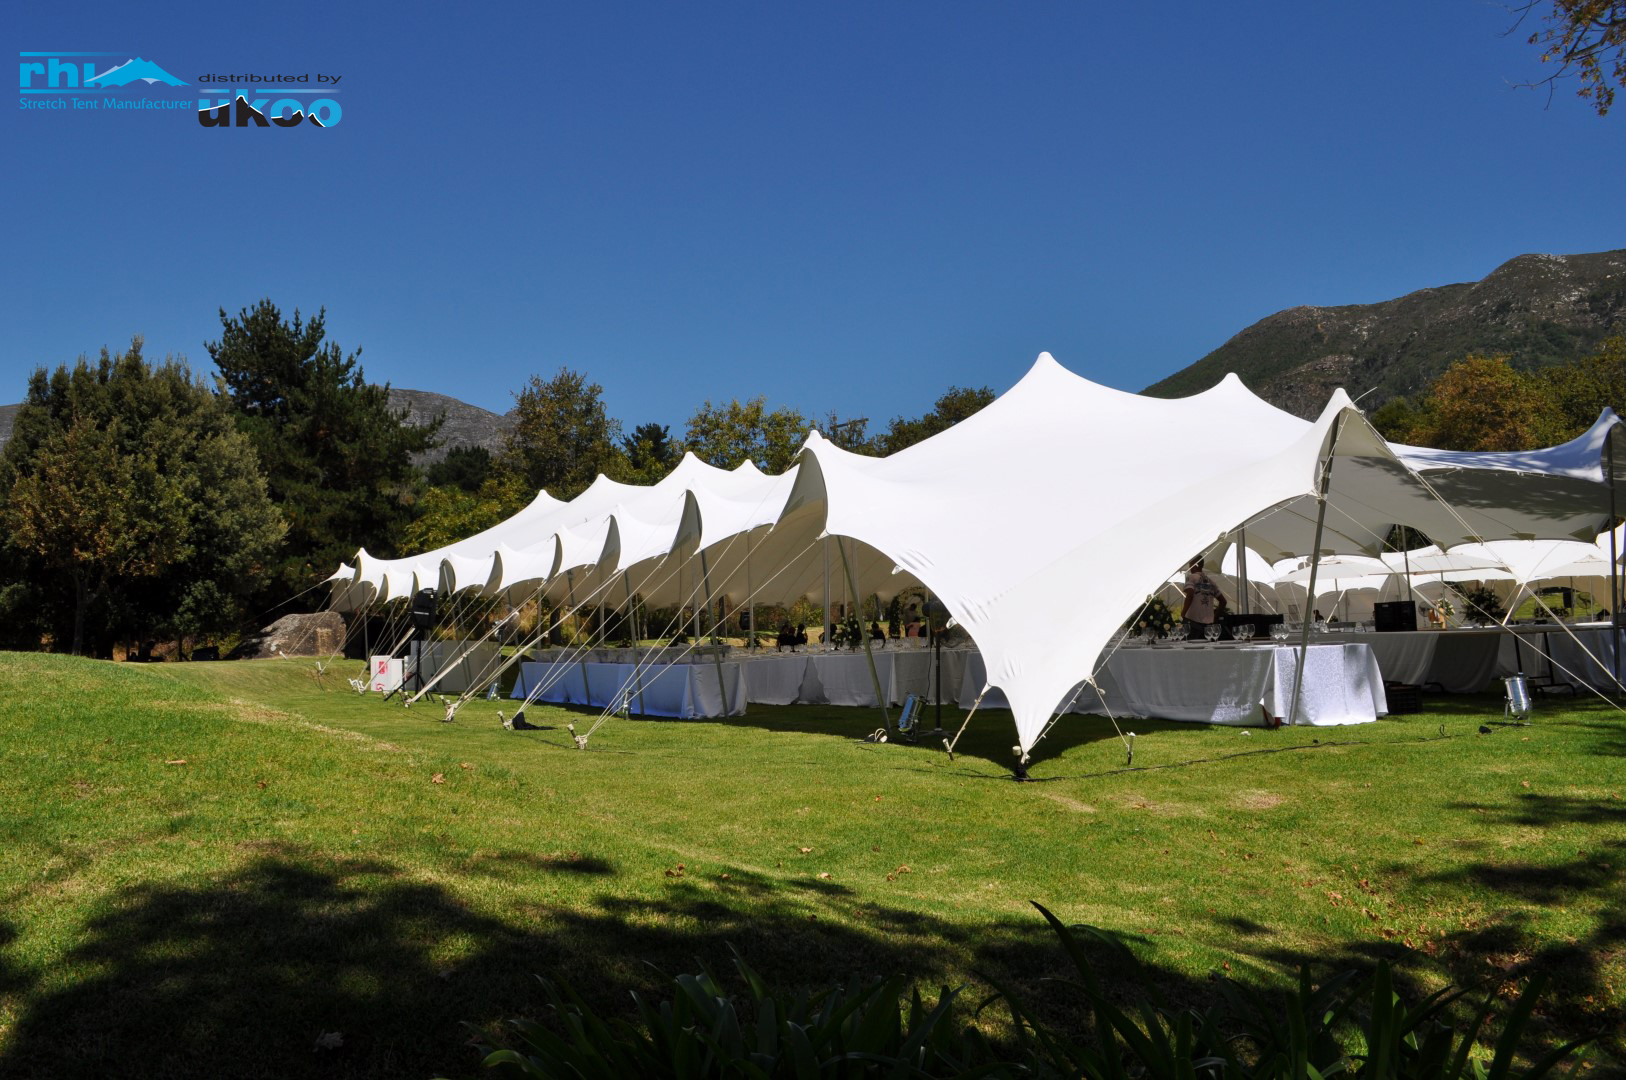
[[459, 904, 1592, 1079]]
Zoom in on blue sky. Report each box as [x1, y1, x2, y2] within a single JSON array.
[[5, 1, 1621, 433]]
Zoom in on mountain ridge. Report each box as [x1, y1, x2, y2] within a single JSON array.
[[1143, 248, 1626, 416]]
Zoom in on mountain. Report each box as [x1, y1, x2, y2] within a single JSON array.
[[85, 58, 187, 86], [0, 393, 509, 465], [386, 388, 515, 464], [1143, 249, 1626, 417]]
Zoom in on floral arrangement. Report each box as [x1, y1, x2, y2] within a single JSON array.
[[1460, 584, 1504, 623], [1133, 596, 1178, 639]]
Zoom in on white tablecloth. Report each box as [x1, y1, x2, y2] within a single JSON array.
[[1357, 630, 1500, 693], [1496, 624, 1622, 691], [512, 660, 745, 718], [960, 643, 1385, 727], [1355, 626, 1624, 694], [412, 641, 502, 694], [733, 647, 973, 707], [511, 642, 1385, 728]]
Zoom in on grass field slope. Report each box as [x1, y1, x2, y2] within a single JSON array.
[[0, 653, 1621, 1078]]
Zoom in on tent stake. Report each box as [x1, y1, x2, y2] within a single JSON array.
[[837, 536, 891, 728], [943, 689, 986, 760], [1288, 415, 1345, 729]]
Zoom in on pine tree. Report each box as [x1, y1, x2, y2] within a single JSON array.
[[207, 300, 439, 608]]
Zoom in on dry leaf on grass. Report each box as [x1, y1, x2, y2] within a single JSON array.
[[431, 773, 445, 784], [164, 759, 187, 766]]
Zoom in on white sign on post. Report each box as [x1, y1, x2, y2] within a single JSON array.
[[370, 655, 403, 694]]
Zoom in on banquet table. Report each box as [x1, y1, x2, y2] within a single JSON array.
[[1495, 623, 1621, 691], [411, 641, 502, 694], [1307, 623, 1624, 694], [512, 659, 745, 718], [510, 640, 1386, 727], [1352, 629, 1502, 693], [733, 644, 968, 708], [959, 642, 1386, 727]]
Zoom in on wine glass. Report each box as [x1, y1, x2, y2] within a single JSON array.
[[1203, 623, 1222, 643], [1235, 623, 1254, 642], [1167, 623, 1187, 643], [1270, 623, 1290, 642]]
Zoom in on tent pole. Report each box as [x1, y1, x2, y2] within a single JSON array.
[[822, 536, 831, 646], [746, 533, 755, 650], [1238, 527, 1251, 616], [934, 599, 943, 730], [1288, 416, 1345, 729], [699, 549, 732, 715], [1609, 439, 1621, 694], [1403, 540, 1413, 609], [622, 571, 646, 716], [838, 536, 892, 727], [568, 570, 591, 705]]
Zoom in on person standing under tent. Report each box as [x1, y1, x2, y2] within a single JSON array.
[[1181, 557, 1227, 638]]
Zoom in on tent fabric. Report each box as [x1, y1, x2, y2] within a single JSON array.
[[323, 352, 1625, 755], [769, 352, 1428, 752]]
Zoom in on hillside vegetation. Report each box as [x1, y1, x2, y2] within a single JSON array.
[[1146, 250, 1626, 416]]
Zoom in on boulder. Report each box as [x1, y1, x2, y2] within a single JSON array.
[[231, 611, 346, 659]]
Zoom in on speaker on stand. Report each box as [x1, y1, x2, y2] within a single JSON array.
[[409, 588, 437, 694]]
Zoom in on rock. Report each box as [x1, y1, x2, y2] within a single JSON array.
[[386, 388, 514, 466], [231, 611, 346, 659]]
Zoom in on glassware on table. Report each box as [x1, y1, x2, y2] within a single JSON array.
[[1235, 623, 1255, 642], [1166, 623, 1187, 642], [1203, 623, 1223, 643], [1270, 623, 1290, 642]]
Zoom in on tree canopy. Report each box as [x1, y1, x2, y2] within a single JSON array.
[[683, 397, 808, 473], [0, 341, 284, 654], [207, 300, 438, 608], [498, 368, 621, 498], [873, 385, 995, 455], [1515, 0, 1626, 114], [1372, 339, 1626, 451], [619, 421, 683, 484]]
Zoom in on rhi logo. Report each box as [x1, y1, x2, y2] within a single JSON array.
[[18, 52, 341, 127], [19, 54, 187, 88]]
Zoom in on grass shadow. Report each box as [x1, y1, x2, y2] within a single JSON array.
[[1241, 790, 1626, 1071], [0, 850, 1229, 1080]]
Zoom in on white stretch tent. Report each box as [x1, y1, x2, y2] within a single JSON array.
[[766, 352, 1449, 753], [327, 352, 1626, 753]]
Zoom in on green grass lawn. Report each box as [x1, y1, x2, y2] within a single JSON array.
[[0, 652, 1621, 1078]]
